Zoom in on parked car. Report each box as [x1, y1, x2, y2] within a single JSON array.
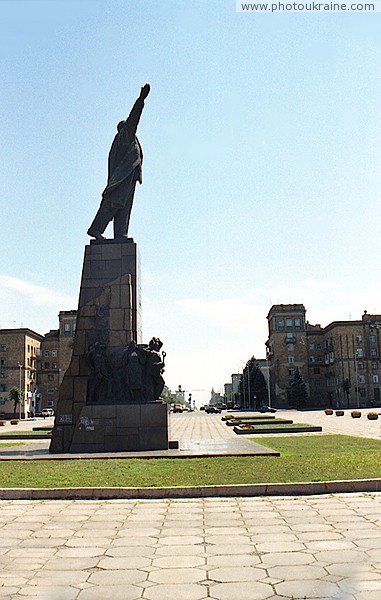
[[42, 408, 54, 418], [205, 406, 221, 414], [257, 405, 277, 413], [172, 405, 183, 413]]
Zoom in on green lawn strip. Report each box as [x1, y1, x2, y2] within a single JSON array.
[[0, 442, 25, 447], [0, 431, 50, 437], [0, 435, 380, 488]]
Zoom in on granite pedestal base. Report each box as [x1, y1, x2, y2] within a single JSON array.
[[67, 402, 168, 453]]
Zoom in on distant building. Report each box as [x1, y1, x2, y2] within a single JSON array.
[[0, 328, 43, 418], [37, 310, 77, 411], [266, 304, 381, 408]]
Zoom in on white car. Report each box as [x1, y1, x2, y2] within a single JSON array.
[[42, 408, 54, 417]]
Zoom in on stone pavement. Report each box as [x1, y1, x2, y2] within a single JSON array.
[[1, 493, 381, 599]]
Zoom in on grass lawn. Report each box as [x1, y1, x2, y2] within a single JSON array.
[[0, 435, 380, 488], [0, 431, 51, 437]]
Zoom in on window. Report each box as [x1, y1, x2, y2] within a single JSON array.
[[64, 323, 71, 332], [315, 380, 321, 387], [44, 351, 50, 357], [358, 375, 365, 384], [286, 332, 294, 339], [73, 323, 76, 332], [0, 372, 6, 379], [317, 356, 323, 363], [373, 374, 379, 383], [295, 318, 301, 327], [48, 388, 55, 394], [288, 356, 295, 363], [309, 356, 315, 363], [0, 344, 7, 351], [356, 348, 363, 358], [0, 358, 5, 366], [44, 362, 50, 369], [48, 374, 54, 381], [357, 361, 364, 369], [371, 349, 377, 357], [288, 368, 295, 375], [52, 350, 57, 357], [370, 335, 376, 344], [278, 320, 284, 329], [52, 362, 57, 369], [0, 399, 5, 405], [0, 385, 5, 393], [313, 367, 320, 374], [316, 343, 322, 350], [286, 319, 293, 328], [287, 343, 294, 351], [356, 335, 362, 344], [47, 399, 54, 407], [372, 362, 378, 370], [309, 343, 315, 350]]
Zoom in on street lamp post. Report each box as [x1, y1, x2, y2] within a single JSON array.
[[267, 358, 271, 408], [17, 362, 23, 419], [354, 353, 360, 409]]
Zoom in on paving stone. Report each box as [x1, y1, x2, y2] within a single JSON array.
[[55, 547, 106, 557], [206, 554, 261, 567], [158, 535, 204, 546], [143, 583, 208, 600], [152, 555, 205, 568], [148, 567, 206, 584], [207, 566, 266, 582], [105, 546, 156, 558], [153, 544, 205, 556], [76, 584, 142, 599], [97, 556, 152, 569], [260, 551, 315, 566], [255, 540, 306, 553], [42, 557, 99, 570], [210, 581, 274, 600], [17, 586, 80, 599], [275, 579, 341, 598], [267, 564, 327, 580], [88, 569, 146, 585]]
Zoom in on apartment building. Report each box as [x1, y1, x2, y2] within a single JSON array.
[[37, 310, 77, 411], [266, 305, 381, 408], [0, 328, 43, 418]]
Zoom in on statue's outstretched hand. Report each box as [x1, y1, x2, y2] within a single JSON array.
[[140, 84, 150, 99]]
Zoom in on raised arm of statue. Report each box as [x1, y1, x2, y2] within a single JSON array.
[[124, 84, 150, 136]]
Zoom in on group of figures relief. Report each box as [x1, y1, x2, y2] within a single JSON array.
[[86, 337, 166, 405]]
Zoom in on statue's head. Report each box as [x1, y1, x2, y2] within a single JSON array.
[[117, 120, 126, 133]]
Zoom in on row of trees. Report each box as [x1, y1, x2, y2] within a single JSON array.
[[238, 357, 309, 409]]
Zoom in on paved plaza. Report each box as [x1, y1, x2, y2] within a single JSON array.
[[1, 493, 381, 599], [0, 410, 381, 598]]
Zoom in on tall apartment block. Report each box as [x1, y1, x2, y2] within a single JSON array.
[[267, 304, 381, 408], [0, 328, 43, 419], [37, 310, 77, 411]]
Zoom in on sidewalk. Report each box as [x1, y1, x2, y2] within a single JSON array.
[[1, 493, 381, 599]]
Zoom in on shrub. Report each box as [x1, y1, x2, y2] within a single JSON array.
[[335, 410, 344, 416], [367, 412, 379, 420], [325, 409, 333, 415], [351, 411, 361, 418]]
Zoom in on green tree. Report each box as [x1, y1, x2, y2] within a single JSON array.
[[239, 357, 268, 409], [342, 378, 351, 408], [8, 386, 23, 418], [289, 368, 308, 408]]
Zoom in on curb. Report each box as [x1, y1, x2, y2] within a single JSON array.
[[0, 479, 380, 500]]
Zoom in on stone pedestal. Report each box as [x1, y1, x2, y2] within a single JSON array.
[[50, 238, 168, 453], [69, 402, 168, 453]]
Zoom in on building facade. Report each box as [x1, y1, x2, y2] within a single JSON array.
[[267, 304, 381, 408], [37, 310, 77, 411], [0, 329, 43, 419]]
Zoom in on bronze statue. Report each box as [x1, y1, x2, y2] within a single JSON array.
[[87, 84, 150, 240]]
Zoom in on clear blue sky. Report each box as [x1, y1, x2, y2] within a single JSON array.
[[1, 1, 380, 405]]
